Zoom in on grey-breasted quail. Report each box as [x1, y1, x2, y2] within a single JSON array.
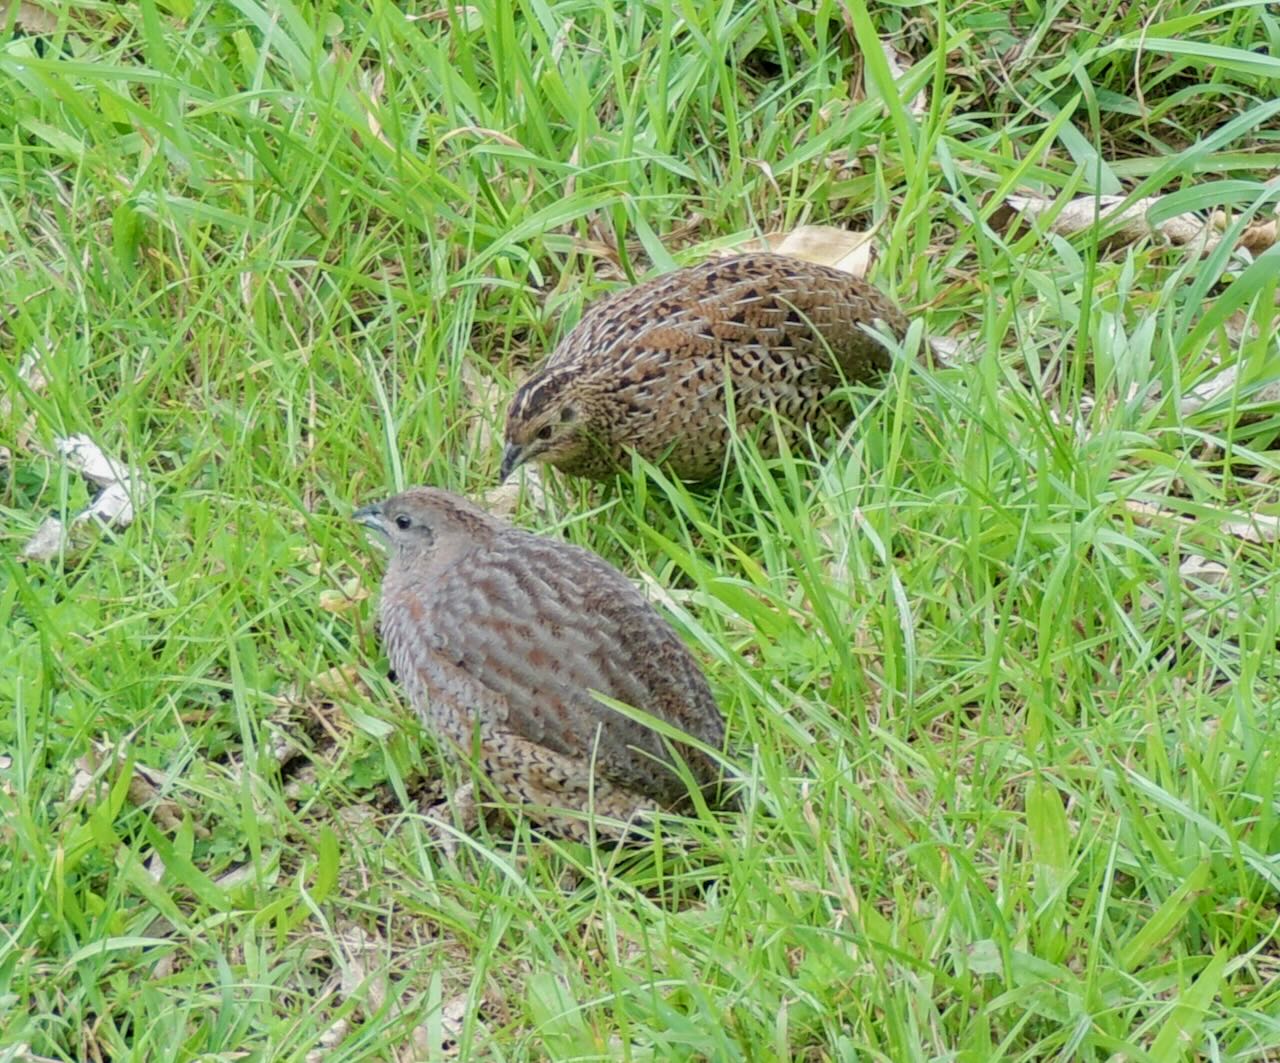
[[501, 252, 907, 482], [354, 487, 728, 840]]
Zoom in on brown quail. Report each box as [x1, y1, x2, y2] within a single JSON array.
[[353, 486, 728, 842], [500, 251, 908, 482]]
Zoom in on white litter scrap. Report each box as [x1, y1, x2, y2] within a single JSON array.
[[1123, 498, 1280, 545], [1001, 193, 1279, 258], [20, 435, 149, 561], [1179, 363, 1280, 418], [1002, 192, 1218, 251]]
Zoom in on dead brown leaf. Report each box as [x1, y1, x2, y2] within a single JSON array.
[[1240, 216, 1278, 255], [1138, 553, 1235, 613], [14, 1, 58, 33], [0, 350, 47, 419], [127, 763, 193, 834], [310, 665, 368, 700], [320, 922, 451, 1060], [923, 334, 967, 367], [66, 755, 99, 806], [722, 224, 877, 278], [998, 192, 1222, 250], [318, 577, 370, 614], [408, 5, 482, 31], [482, 464, 548, 518], [67, 745, 202, 836], [361, 68, 390, 148], [878, 38, 927, 117], [460, 358, 504, 459], [1, 350, 50, 465]]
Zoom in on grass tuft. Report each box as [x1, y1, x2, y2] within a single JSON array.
[[3, 0, 1279, 1058]]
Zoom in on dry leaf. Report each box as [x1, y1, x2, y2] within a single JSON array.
[[318, 578, 370, 614], [999, 192, 1221, 251], [878, 38, 927, 117], [1177, 554, 1233, 589], [1122, 498, 1280, 544], [295, 543, 325, 576], [408, 5, 482, 31], [747, 158, 780, 196], [562, 142, 581, 203], [1240, 216, 1277, 255], [636, 570, 701, 616], [724, 225, 877, 278], [0, 350, 47, 418], [14, 1, 59, 33], [569, 237, 622, 266], [282, 763, 319, 799], [1180, 363, 1280, 417], [1139, 554, 1234, 611], [1218, 511, 1280, 543], [69, 430, 133, 484], [551, 16, 575, 64], [461, 359, 504, 458], [144, 852, 167, 885], [438, 125, 524, 150], [1221, 310, 1262, 347], [361, 68, 390, 148], [307, 1019, 351, 1063], [336, 801, 380, 833], [67, 754, 100, 805], [328, 923, 435, 1059], [337, 923, 387, 1009], [483, 463, 548, 517], [239, 269, 255, 312], [214, 862, 258, 891], [1, 350, 52, 465], [924, 334, 968, 366], [438, 993, 469, 1048], [127, 765, 189, 834], [310, 665, 365, 699], [19, 517, 72, 562], [66, 745, 199, 835]]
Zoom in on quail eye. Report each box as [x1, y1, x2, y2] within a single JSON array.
[[394, 514, 412, 530], [536, 425, 554, 441]]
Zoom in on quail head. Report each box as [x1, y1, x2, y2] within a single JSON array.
[[501, 252, 908, 483], [354, 486, 729, 841]]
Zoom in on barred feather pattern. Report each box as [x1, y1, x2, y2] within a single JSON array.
[[504, 252, 909, 481], [367, 487, 727, 838]]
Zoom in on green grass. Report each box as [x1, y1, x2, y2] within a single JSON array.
[[3, 0, 1280, 1058]]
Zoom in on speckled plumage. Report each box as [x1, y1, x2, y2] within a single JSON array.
[[501, 252, 908, 482], [354, 487, 727, 840]]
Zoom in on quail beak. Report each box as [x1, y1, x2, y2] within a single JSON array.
[[499, 442, 525, 484], [352, 503, 387, 537]]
